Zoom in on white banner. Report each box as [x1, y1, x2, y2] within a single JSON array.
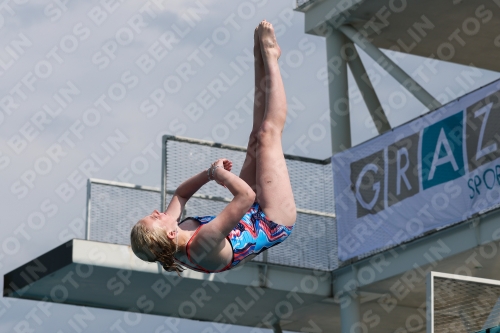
[[333, 79, 500, 261]]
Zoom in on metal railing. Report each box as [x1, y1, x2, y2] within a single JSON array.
[[84, 134, 340, 271], [85, 179, 161, 245]]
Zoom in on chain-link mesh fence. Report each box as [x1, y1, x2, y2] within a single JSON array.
[[86, 180, 161, 246], [431, 273, 500, 333]]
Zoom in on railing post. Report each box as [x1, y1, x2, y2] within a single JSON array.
[[85, 179, 91, 240], [272, 322, 283, 333]]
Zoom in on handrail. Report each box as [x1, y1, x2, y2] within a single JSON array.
[[87, 178, 336, 219]]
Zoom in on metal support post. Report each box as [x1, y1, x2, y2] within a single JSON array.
[[334, 268, 361, 333], [346, 42, 391, 134], [339, 25, 442, 110], [326, 28, 351, 155], [161, 136, 167, 212], [272, 322, 283, 333], [85, 179, 91, 240]]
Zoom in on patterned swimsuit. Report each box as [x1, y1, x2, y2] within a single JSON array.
[[173, 202, 294, 273]]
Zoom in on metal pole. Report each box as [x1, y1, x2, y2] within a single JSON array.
[[334, 268, 361, 333], [272, 322, 283, 333], [339, 25, 442, 110], [326, 28, 351, 155], [346, 42, 391, 134], [85, 179, 91, 240], [427, 272, 434, 333], [161, 135, 167, 212]]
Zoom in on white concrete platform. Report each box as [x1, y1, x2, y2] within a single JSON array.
[[3, 239, 337, 331]]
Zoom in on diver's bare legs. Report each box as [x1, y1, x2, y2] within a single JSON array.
[[239, 27, 267, 192], [255, 21, 296, 227]]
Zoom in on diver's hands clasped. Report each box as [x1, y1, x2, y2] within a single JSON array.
[[208, 158, 233, 187], [213, 158, 232, 171]]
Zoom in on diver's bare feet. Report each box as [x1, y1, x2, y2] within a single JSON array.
[[254, 27, 264, 67], [257, 20, 281, 64]]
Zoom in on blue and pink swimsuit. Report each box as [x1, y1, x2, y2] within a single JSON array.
[[173, 202, 294, 273]]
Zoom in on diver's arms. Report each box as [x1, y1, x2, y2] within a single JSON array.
[[164, 169, 210, 221], [203, 163, 255, 238]]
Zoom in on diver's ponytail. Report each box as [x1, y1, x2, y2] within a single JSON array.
[[130, 221, 184, 275]]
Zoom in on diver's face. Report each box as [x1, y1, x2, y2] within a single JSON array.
[[141, 210, 177, 238]]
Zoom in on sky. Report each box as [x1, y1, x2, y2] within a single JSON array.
[[1, 0, 500, 332]]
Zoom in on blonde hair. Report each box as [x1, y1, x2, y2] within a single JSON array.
[[130, 220, 184, 274]]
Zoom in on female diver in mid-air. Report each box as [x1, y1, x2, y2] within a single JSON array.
[[130, 20, 296, 274]]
